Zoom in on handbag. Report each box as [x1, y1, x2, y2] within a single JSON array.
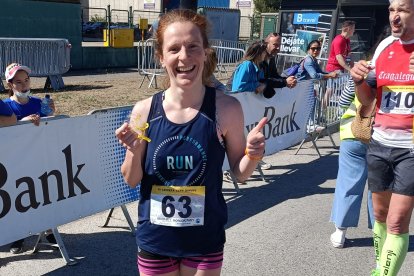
[[351, 99, 377, 144], [282, 63, 300, 77], [281, 58, 305, 77]]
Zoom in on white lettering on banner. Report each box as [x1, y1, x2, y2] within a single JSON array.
[[378, 71, 414, 82], [281, 36, 305, 53]]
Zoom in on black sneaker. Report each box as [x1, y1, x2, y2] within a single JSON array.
[[9, 239, 24, 254], [45, 233, 57, 244]]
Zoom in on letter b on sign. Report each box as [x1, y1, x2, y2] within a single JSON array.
[[0, 163, 11, 219]]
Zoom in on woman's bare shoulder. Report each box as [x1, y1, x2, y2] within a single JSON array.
[[130, 96, 153, 123], [215, 90, 243, 132], [216, 90, 242, 111]]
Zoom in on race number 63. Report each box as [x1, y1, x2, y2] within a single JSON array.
[[150, 185, 205, 227]]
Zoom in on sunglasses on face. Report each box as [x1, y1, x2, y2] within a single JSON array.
[[310, 47, 321, 51]]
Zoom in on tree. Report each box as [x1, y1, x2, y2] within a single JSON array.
[[91, 14, 106, 22], [253, 0, 281, 13]]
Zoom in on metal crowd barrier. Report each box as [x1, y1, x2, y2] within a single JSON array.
[[136, 39, 248, 88], [275, 52, 328, 77], [272, 52, 345, 156], [137, 38, 164, 89], [0, 38, 71, 91], [209, 39, 249, 51], [295, 74, 350, 157], [212, 45, 245, 78]]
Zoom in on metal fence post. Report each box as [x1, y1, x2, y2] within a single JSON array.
[[107, 4, 111, 46], [129, 6, 133, 28]]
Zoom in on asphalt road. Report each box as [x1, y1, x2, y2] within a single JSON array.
[[1, 132, 413, 276]]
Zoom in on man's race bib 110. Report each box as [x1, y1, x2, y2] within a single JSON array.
[[150, 185, 205, 227], [379, 86, 414, 114]]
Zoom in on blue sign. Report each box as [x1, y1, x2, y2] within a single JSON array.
[[293, 13, 320, 25]]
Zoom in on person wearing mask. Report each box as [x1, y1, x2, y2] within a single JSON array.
[[3, 63, 56, 254], [115, 10, 266, 276], [3, 63, 55, 126], [351, 0, 414, 275]]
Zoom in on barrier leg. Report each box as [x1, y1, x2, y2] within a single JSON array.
[[154, 75, 158, 88], [256, 165, 267, 182], [139, 75, 149, 88], [294, 137, 307, 155], [44, 75, 65, 91], [148, 74, 158, 88], [52, 228, 77, 266], [310, 133, 322, 158], [121, 204, 136, 236], [102, 205, 136, 235], [31, 232, 43, 253], [102, 208, 115, 227], [228, 170, 241, 194], [44, 76, 51, 90], [31, 228, 77, 266], [0, 79, 5, 92], [325, 127, 337, 148], [295, 132, 322, 158]]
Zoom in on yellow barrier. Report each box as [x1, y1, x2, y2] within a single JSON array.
[[103, 29, 134, 48]]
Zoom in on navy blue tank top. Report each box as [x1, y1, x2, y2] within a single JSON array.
[[137, 87, 227, 257]]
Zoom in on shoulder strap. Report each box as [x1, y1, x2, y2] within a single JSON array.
[[200, 86, 216, 120], [147, 91, 164, 122]]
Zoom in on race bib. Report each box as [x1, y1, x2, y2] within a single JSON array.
[[150, 185, 205, 227], [379, 86, 414, 114]]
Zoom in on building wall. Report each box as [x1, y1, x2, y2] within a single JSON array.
[[82, 0, 162, 11], [198, 0, 229, 7], [0, 0, 82, 69], [229, 0, 255, 17]]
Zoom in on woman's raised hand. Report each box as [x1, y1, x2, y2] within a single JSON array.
[[115, 122, 141, 150], [245, 117, 267, 160]]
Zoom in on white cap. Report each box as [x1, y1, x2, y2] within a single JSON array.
[[5, 63, 31, 82]]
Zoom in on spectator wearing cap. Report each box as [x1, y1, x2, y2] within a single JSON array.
[[4, 63, 58, 254], [3, 63, 55, 126]]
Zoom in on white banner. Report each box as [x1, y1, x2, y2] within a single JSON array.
[[0, 109, 138, 246], [0, 81, 313, 246], [231, 80, 314, 154]]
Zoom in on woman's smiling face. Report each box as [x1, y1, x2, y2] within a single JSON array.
[[159, 21, 207, 89]]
